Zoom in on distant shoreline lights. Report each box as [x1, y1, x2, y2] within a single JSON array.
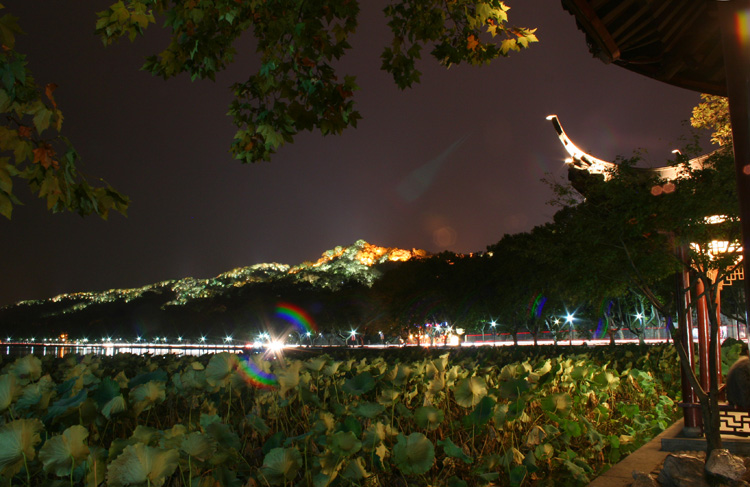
[[275, 303, 318, 335]]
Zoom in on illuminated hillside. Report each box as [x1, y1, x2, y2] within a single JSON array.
[[0, 240, 427, 332]]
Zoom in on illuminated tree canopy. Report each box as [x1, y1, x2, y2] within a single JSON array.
[[0, 0, 536, 218]]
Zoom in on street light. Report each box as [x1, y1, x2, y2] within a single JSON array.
[[490, 321, 497, 346]]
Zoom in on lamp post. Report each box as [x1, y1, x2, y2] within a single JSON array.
[[490, 321, 497, 346]]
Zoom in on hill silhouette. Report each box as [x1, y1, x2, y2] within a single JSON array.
[[0, 240, 428, 341]]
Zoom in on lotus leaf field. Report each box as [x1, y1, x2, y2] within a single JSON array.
[[0, 344, 681, 486]]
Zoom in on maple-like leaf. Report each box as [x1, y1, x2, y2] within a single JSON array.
[[466, 35, 479, 51], [45, 83, 58, 109]]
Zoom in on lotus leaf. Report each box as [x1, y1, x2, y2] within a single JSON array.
[[524, 425, 546, 447], [92, 377, 120, 406], [181, 432, 214, 461], [453, 376, 487, 408], [205, 352, 239, 387], [102, 395, 127, 419], [128, 369, 168, 388], [205, 421, 241, 452], [304, 356, 329, 372], [39, 424, 90, 476], [427, 376, 445, 394], [593, 370, 619, 389], [535, 443, 555, 461], [438, 438, 473, 464], [246, 413, 271, 435], [393, 433, 434, 475], [377, 388, 399, 406], [493, 403, 509, 426], [9, 355, 41, 384], [276, 360, 303, 396], [259, 447, 302, 485], [322, 361, 342, 377], [341, 456, 370, 481], [541, 393, 572, 415], [107, 443, 179, 487], [0, 418, 43, 476], [509, 465, 528, 486], [362, 422, 386, 450], [328, 431, 362, 457], [160, 425, 187, 450], [130, 381, 166, 415], [354, 401, 385, 418], [45, 389, 87, 421], [342, 371, 375, 396], [190, 360, 205, 370], [0, 374, 17, 412], [498, 377, 530, 400], [312, 411, 335, 434], [393, 364, 412, 386], [463, 396, 495, 427], [414, 406, 444, 431], [343, 415, 363, 437], [445, 476, 469, 487]]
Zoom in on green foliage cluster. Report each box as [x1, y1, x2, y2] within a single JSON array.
[[0, 0, 536, 218], [0, 4, 129, 219], [93, 0, 535, 163], [0, 344, 680, 486]]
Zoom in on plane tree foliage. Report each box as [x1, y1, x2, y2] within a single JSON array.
[[0, 4, 129, 219], [0, 0, 536, 219]]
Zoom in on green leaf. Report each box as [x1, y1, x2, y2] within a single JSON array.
[[393, 433, 434, 475], [354, 401, 385, 419], [438, 438, 473, 464], [0, 419, 43, 477], [46, 389, 87, 421], [39, 425, 90, 477], [328, 431, 361, 457], [463, 396, 496, 427], [259, 447, 302, 485], [540, 393, 572, 415], [415, 406, 444, 431], [107, 443, 179, 487], [453, 376, 487, 407], [0, 374, 17, 411], [180, 432, 213, 461], [101, 395, 127, 419], [342, 371, 375, 396]]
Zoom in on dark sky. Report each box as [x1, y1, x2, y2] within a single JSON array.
[[1, 1, 706, 306]]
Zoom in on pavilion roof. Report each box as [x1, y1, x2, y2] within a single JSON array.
[[561, 0, 726, 96]]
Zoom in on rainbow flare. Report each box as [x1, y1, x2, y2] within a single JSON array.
[[736, 9, 750, 46], [238, 357, 277, 389], [276, 303, 318, 334], [594, 299, 614, 338]]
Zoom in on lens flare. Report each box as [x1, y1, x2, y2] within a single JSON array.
[[276, 303, 318, 334], [736, 9, 750, 45], [238, 356, 277, 389]]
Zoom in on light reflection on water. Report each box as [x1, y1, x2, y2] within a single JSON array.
[[2, 344, 243, 358]]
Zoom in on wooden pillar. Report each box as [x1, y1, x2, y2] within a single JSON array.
[[718, 0, 750, 327], [678, 248, 701, 433], [695, 277, 711, 389]]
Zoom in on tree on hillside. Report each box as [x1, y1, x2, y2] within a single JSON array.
[[0, 1, 536, 218]]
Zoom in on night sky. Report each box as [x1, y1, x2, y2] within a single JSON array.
[[1, 1, 706, 306]]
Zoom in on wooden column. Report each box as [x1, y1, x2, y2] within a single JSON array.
[[678, 247, 701, 433]]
